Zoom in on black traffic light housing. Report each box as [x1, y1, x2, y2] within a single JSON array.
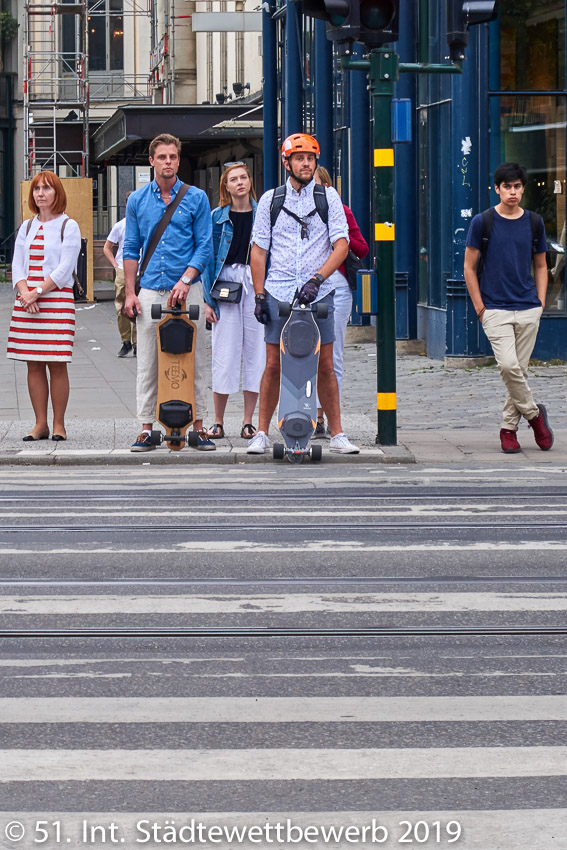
[[446, 0, 499, 61], [303, 0, 399, 53]]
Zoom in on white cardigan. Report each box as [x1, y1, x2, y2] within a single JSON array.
[[12, 214, 82, 290]]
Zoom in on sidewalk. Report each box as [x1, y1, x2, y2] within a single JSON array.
[[2, 283, 566, 465]]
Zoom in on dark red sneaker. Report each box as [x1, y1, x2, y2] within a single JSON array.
[[500, 429, 521, 453], [528, 403, 554, 450]]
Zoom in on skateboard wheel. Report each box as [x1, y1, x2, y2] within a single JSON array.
[[278, 302, 292, 318], [150, 429, 162, 445], [315, 302, 329, 319], [186, 431, 200, 448], [311, 444, 323, 462], [189, 304, 200, 321], [273, 443, 285, 460], [151, 304, 162, 320]]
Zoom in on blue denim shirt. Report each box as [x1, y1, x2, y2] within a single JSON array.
[[202, 200, 257, 316], [123, 178, 214, 307]]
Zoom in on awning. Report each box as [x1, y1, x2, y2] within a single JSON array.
[[92, 103, 263, 164]]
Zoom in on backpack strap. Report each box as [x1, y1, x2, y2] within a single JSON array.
[[476, 208, 493, 282], [313, 183, 329, 225], [269, 184, 287, 228], [26, 217, 36, 237], [529, 210, 545, 254]]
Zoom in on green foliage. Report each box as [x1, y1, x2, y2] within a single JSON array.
[[0, 12, 18, 42]]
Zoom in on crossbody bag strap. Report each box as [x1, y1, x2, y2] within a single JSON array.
[[138, 182, 189, 280]]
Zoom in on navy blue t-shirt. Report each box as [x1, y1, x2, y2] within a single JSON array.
[[466, 208, 547, 310]]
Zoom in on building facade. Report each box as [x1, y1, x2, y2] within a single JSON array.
[[265, 0, 567, 360]]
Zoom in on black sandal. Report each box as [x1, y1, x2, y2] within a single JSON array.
[[240, 423, 257, 439], [207, 423, 225, 439]]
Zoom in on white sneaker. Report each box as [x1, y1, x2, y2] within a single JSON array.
[[329, 432, 360, 454], [246, 430, 271, 454]]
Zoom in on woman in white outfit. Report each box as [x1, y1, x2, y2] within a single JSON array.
[[7, 170, 81, 442], [204, 163, 265, 439]]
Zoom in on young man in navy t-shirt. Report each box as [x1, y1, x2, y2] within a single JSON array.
[[464, 162, 553, 453]]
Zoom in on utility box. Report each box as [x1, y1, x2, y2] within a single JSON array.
[[356, 269, 378, 315]]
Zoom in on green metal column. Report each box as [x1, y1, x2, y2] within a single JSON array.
[[369, 49, 397, 446]]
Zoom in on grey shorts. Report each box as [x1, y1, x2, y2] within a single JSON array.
[[263, 290, 335, 345]]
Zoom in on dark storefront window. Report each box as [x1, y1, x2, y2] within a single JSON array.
[[491, 1, 567, 315], [492, 95, 567, 313], [499, 0, 565, 91]]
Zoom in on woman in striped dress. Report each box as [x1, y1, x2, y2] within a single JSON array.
[[7, 171, 81, 441]]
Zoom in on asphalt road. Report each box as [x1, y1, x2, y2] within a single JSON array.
[[0, 464, 566, 849]]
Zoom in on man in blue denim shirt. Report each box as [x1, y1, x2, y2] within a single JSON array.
[[123, 134, 215, 452]]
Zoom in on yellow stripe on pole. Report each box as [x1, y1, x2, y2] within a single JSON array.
[[377, 392, 397, 410], [375, 223, 396, 241], [374, 149, 394, 167]]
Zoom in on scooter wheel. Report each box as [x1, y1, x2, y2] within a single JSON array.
[[315, 302, 329, 319], [186, 431, 200, 447], [278, 301, 292, 318], [150, 303, 162, 320], [273, 443, 285, 460], [150, 429, 162, 445], [189, 304, 200, 321], [311, 444, 323, 462]]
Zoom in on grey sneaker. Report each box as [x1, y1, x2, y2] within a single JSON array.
[[314, 419, 325, 438], [247, 430, 271, 454], [329, 432, 360, 454]]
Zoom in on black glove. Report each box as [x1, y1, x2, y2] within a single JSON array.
[[254, 294, 270, 325], [298, 275, 323, 306]]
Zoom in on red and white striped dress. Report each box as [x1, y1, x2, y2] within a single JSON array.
[[7, 226, 75, 362]]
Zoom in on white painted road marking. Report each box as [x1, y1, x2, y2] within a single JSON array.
[[0, 747, 565, 781], [1, 591, 567, 615], [0, 695, 564, 723]]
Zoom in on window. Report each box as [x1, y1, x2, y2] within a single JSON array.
[[498, 0, 565, 91], [88, 0, 123, 73]]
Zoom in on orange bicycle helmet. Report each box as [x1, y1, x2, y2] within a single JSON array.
[[281, 133, 320, 162]]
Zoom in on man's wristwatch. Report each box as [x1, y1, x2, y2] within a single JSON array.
[[180, 275, 192, 285], [255, 292, 266, 302], [35, 286, 43, 295], [312, 273, 325, 285]]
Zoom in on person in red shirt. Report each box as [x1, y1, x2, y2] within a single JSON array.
[[313, 166, 369, 436]]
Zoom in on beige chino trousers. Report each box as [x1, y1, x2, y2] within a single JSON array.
[[114, 268, 137, 345], [481, 306, 543, 430]]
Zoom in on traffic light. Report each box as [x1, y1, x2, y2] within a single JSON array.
[[302, 0, 399, 53], [446, 0, 499, 61]]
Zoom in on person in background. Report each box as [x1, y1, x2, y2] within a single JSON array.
[[313, 166, 369, 437], [103, 192, 136, 357], [204, 162, 265, 440], [7, 170, 81, 442], [464, 161, 552, 453]]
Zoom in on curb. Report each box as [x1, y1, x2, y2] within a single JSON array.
[[0, 445, 415, 466]]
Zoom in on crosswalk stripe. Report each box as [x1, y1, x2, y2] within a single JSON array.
[[1, 747, 565, 781], [1, 592, 566, 614], [3, 541, 567, 554], [0, 695, 565, 723]]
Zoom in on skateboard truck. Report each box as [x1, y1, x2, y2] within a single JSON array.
[[273, 299, 328, 464], [150, 302, 201, 449]]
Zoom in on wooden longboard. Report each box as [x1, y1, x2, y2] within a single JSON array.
[[155, 306, 197, 451]]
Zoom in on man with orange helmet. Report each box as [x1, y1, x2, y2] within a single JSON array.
[[247, 132, 360, 454]]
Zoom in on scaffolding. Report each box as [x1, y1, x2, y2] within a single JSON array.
[[23, 2, 90, 179], [23, 0, 153, 180]]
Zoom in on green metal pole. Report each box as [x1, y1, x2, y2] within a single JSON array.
[[369, 49, 397, 446]]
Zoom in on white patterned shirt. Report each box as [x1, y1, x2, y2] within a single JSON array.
[[251, 178, 349, 302]]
